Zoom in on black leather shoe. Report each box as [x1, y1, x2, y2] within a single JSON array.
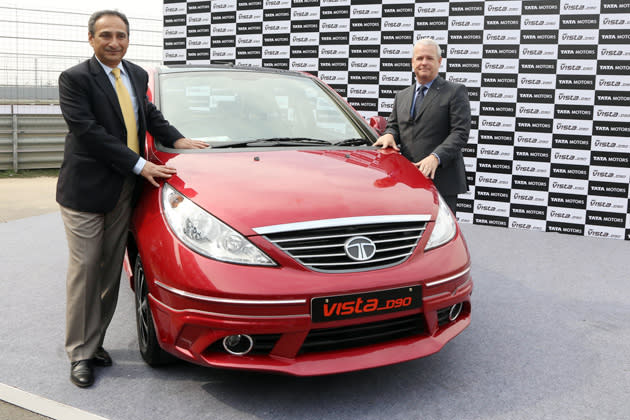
[[92, 347, 112, 367], [70, 360, 94, 388]]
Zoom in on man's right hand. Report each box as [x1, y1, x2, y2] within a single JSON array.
[[373, 133, 400, 151], [140, 161, 177, 187]]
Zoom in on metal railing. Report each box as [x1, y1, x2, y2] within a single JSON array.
[[0, 105, 65, 172]]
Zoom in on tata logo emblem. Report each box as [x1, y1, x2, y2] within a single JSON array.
[[344, 236, 376, 261]]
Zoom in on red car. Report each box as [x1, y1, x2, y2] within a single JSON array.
[[125, 65, 472, 376]]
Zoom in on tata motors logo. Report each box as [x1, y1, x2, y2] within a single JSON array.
[[344, 236, 376, 261]]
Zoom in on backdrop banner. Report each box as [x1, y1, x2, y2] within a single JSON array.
[[164, 0, 630, 241]]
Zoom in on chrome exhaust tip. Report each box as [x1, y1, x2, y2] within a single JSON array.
[[449, 303, 463, 321], [222, 334, 254, 356]]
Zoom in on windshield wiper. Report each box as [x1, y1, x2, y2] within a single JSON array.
[[210, 137, 333, 149], [334, 138, 372, 146]]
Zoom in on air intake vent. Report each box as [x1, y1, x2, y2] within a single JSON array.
[[301, 314, 426, 354]]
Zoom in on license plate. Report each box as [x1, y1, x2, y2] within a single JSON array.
[[311, 286, 421, 323]]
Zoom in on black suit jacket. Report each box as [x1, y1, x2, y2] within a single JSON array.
[[384, 76, 470, 196], [56, 56, 183, 212]]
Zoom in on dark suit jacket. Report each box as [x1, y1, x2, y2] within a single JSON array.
[[56, 56, 183, 213], [384, 76, 470, 196]]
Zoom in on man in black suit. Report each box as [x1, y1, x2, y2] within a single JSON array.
[[57, 10, 207, 387], [374, 38, 470, 213]]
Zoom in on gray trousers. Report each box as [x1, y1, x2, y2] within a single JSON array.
[[60, 177, 135, 362]]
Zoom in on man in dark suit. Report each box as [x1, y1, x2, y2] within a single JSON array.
[[57, 10, 207, 387], [374, 38, 470, 213]]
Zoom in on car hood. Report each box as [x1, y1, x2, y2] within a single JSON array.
[[160, 148, 438, 235]]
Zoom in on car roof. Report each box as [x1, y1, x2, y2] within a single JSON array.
[[156, 64, 313, 79]]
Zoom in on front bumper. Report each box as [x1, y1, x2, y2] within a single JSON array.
[[147, 270, 473, 376]]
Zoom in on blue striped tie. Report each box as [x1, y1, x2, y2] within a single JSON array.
[[411, 85, 427, 118]]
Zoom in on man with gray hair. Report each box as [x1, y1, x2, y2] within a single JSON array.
[[374, 38, 470, 212]]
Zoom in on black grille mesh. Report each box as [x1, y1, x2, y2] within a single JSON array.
[[300, 314, 426, 354]]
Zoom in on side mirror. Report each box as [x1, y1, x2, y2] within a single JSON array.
[[369, 116, 387, 135]]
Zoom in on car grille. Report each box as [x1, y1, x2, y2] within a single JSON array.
[[300, 314, 426, 354], [260, 218, 428, 273]]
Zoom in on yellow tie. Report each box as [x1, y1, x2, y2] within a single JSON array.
[[111, 67, 139, 154]]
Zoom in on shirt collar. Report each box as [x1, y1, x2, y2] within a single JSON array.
[[95, 56, 125, 77], [416, 77, 437, 91]]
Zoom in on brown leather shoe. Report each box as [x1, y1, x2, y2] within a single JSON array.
[[70, 360, 94, 388], [92, 347, 112, 367]]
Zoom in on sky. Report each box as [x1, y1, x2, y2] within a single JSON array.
[[9, 0, 163, 19]]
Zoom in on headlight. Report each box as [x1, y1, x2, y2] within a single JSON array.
[[161, 183, 276, 266], [424, 194, 457, 251]]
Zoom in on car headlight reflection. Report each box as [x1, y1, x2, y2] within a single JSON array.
[[424, 194, 457, 251], [162, 183, 276, 266]]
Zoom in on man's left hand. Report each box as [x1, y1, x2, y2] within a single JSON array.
[[414, 154, 439, 179], [173, 138, 209, 149]]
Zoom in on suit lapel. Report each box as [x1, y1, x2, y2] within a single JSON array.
[[401, 85, 415, 120], [415, 77, 443, 120], [89, 56, 125, 126]]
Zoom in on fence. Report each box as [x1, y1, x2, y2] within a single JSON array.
[[0, 105, 65, 172]]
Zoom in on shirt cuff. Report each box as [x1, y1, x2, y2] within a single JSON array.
[[133, 157, 146, 175], [431, 152, 441, 165]]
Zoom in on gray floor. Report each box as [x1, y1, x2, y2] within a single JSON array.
[[1, 212, 628, 420]]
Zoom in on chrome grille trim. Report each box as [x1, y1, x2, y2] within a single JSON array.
[[292, 252, 347, 258], [300, 252, 414, 267], [261, 227, 427, 242], [375, 243, 420, 252], [253, 215, 431, 235], [257, 215, 429, 273], [374, 234, 423, 244], [283, 243, 342, 251]]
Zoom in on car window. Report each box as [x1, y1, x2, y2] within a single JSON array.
[[159, 70, 364, 145]]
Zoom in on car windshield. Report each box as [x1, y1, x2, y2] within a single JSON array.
[[158, 70, 366, 147]]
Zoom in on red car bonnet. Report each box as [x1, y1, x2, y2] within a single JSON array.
[[158, 148, 439, 235]]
